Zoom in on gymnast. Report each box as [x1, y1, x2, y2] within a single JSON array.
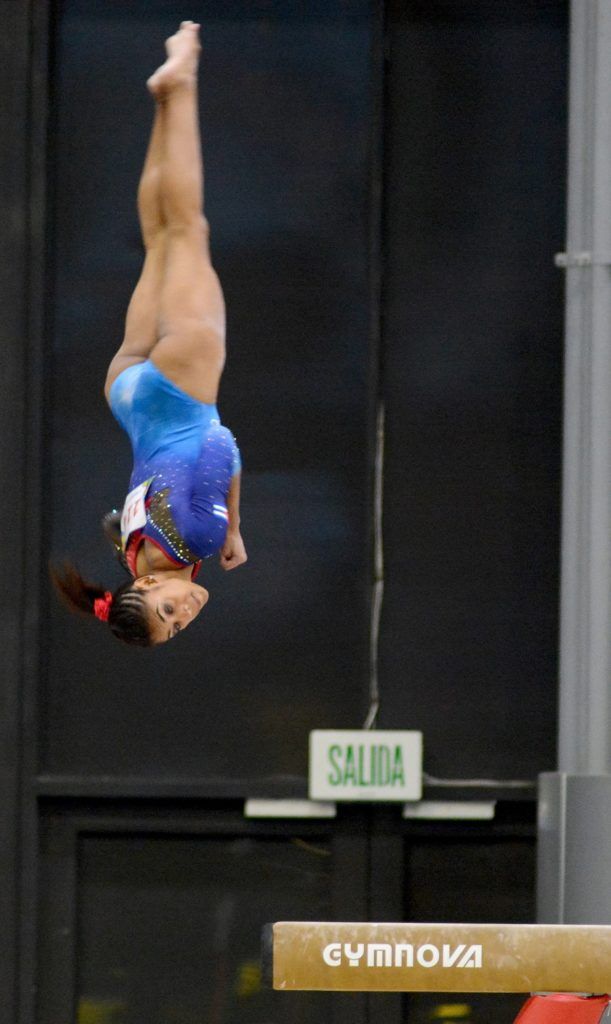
[[52, 22, 246, 646]]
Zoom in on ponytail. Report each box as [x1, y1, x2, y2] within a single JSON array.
[[50, 561, 153, 647]]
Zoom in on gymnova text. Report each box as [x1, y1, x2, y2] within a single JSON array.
[[326, 743, 406, 787], [321, 943, 483, 970]]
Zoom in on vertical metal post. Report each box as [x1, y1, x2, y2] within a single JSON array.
[[538, 0, 611, 924], [20, 2, 50, 1020], [557, 0, 611, 777], [0, 2, 36, 1020]]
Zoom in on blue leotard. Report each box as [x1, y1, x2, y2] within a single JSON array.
[[109, 360, 241, 571]]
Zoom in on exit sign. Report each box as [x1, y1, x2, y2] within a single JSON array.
[[309, 730, 423, 802]]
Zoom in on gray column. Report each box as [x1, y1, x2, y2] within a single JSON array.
[[558, 0, 611, 775], [538, 0, 611, 925]]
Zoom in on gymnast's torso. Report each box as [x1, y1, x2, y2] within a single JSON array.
[[109, 359, 241, 575]]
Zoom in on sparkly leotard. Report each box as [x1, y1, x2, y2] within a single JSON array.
[[109, 360, 241, 575]]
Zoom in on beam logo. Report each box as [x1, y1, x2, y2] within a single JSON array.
[[322, 942, 483, 970]]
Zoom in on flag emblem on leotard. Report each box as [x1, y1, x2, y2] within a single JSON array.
[[212, 504, 229, 522]]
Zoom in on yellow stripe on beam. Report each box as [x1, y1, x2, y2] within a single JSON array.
[[269, 922, 611, 993]]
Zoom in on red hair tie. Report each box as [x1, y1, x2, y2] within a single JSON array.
[[94, 591, 113, 622]]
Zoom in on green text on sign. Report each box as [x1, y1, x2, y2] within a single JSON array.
[[309, 730, 423, 802]]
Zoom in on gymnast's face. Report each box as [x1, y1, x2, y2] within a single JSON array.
[[133, 574, 209, 644]]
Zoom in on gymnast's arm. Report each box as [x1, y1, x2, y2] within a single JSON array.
[[219, 471, 247, 571]]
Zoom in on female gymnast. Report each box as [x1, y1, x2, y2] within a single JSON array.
[[52, 22, 247, 647]]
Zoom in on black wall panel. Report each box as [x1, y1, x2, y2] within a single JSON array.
[[42, 1, 375, 778], [380, 0, 567, 779], [76, 834, 332, 1024], [404, 833, 535, 1022], [37, 805, 370, 1024], [0, 3, 40, 1016]]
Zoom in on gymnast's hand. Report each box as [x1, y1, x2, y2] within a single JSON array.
[[219, 528, 247, 571]]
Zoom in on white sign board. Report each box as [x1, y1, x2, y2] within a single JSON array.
[[309, 730, 422, 802]]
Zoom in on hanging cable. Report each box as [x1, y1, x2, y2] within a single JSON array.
[[363, 399, 385, 730], [363, 6, 387, 731]]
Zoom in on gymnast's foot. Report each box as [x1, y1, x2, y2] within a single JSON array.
[[147, 21, 201, 98]]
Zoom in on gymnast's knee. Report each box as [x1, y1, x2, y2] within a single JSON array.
[[166, 212, 210, 241]]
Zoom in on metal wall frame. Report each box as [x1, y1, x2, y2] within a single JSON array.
[[36, 801, 370, 1024], [0, 2, 49, 1023], [365, 805, 537, 1024], [0, 2, 29, 1014]]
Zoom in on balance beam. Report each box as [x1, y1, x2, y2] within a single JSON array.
[[263, 922, 611, 993]]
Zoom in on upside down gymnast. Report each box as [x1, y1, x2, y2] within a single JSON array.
[[52, 22, 247, 646]]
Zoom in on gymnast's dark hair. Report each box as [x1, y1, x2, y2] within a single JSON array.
[[50, 562, 153, 647]]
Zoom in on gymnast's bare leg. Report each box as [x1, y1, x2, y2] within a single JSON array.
[[104, 97, 167, 397], [104, 20, 225, 406], [145, 21, 226, 405]]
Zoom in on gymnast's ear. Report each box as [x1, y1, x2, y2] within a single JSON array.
[[132, 575, 158, 589]]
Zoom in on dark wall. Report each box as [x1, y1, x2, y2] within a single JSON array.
[[40, 0, 566, 787], [380, 0, 566, 778], [42, 0, 375, 779]]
